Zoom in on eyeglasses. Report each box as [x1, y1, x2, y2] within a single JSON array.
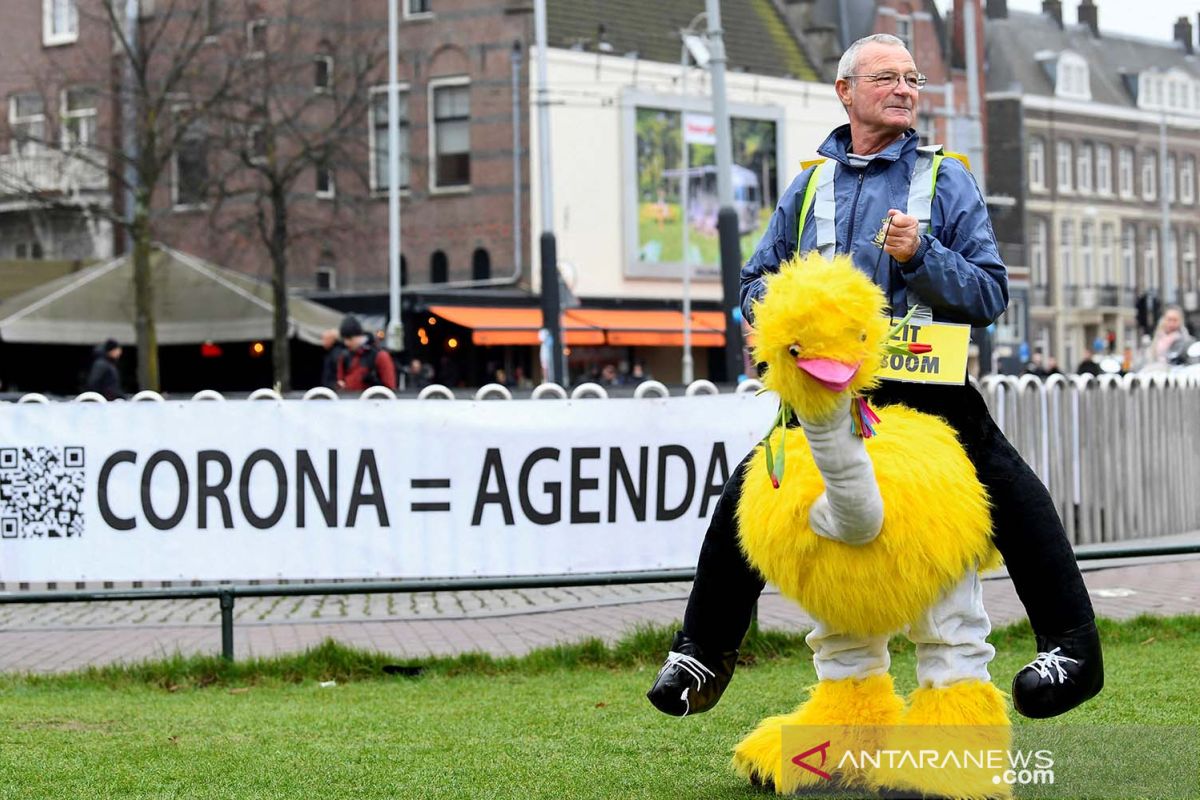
[[844, 71, 927, 89]]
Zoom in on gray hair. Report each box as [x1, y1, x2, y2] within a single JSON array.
[[836, 34, 909, 81]]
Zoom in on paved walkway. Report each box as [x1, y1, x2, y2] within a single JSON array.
[[1, 540, 1197, 674]]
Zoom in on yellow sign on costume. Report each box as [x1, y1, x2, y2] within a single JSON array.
[[878, 318, 971, 385]]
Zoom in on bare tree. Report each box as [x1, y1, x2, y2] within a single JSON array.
[[0, 0, 235, 391], [205, 0, 384, 391]]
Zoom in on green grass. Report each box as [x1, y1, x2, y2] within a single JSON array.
[[0, 616, 1197, 799]]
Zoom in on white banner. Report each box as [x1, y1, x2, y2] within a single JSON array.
[[0, 395, 775, 582], [683, 112, 716, 145]]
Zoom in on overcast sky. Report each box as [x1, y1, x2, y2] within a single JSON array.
[[932, 0, 1197, 44]]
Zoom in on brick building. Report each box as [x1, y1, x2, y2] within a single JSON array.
[[986, 0, 1200, 370]]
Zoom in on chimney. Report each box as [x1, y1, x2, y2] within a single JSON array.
[[1174, 16, 1194, 54], [1042, 0, 1063, 28], [986, 0, 1008, 20], [1077, 0, 1099, 37]]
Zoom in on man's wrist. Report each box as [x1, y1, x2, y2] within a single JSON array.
[[899, 234, 930, 272]]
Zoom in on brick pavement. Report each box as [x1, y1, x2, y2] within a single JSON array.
[[0, 552, 1196, 674]]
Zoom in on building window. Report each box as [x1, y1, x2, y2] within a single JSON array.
[[1121, 224, 1136, 289], [1094, 144, 1111, 195], [401, 254, 408, 285], [1118, 147, 1134, 198], [247, 19, 268, 56], [1182, 156, 1196, 205], [895, 16, 913, 50], [430, 250, 448, 283], [1076, 143, 1092, 194], [316, 251, 336, 291], [1167, 155, 1177, 204], [61, 87, 97, 149], [1185, 231, 1198, 291], [1144, 226, 1159, 291], [1100, 223, 1115, 287], [316, 163, 335, 198], [1059, 219, 1074, 287], [1167, 228, 1180, 291], [15, 241, 45, 259], [1055, 52, 1091, 100], [1028, 137, 1046, 191], [1031, 218, 1048, 287], [404, 0, 432, 19], [917, 113, 936, 146], [471, 247, 491, 280], [9, 93, 46, 155], [43, 0, 78, 46], [430, 80, 470, 190], [247, 124, 267, 165], [1080, 221, 1094, 287], [203, 0, 220, 36], [172, 109, 208, 209], [1142, 152, 1157, 201], [1056, 141, 1073, 193], [369, 85, 409, 192], [314, 54, 334, 93]]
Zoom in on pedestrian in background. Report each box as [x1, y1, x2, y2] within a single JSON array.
[[1140, 305, 1194, 370], [84, 338, 125, 400], [336, 315, 397, 392]]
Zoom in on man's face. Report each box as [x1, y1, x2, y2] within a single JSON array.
[[836, 43, 919, 138]]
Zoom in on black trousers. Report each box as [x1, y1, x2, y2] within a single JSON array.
[[682, 381, 1096, 652]]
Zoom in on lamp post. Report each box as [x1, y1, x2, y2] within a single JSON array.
[[678, 15, 708, 386], [386, 0, 404, 353]]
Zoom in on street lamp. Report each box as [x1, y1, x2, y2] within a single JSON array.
[[678, 13, 707, 386]]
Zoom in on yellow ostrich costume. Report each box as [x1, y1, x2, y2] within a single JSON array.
[[730, 252, 1011, 799]]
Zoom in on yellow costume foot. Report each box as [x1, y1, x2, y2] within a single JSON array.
[[731, 673, 902, 794], [876, 680, 1013, 800]]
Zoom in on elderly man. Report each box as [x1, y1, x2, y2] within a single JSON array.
[[648, 34, 1102, 720]]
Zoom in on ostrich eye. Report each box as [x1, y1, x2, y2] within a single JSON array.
[[787, 344, 801, 358], [859, 331, 868, 342]]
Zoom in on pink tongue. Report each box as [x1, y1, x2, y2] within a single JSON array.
[[795, 358, 860, 392]]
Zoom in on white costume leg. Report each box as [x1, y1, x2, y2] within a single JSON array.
[[800, 397, 884, 546], [807, 619, 891, 681], [907, 570, 994, 687]]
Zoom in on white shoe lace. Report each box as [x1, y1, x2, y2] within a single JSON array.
[[1022, 647, 1079, 684], [658, 650, 715, 717]]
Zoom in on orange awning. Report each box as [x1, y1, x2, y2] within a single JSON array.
[[565, 309, 726, 347], [429, 305, 732, 348], [428, 306, 605, 346]]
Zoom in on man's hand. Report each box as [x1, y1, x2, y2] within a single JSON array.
[[883, 209, 921, 263]]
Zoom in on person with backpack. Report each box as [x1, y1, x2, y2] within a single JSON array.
[[335, 315, 397, 392], [647, 33, 1102, 723], [83, 338, 125, 400]]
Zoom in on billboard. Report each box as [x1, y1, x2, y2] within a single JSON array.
[[625, 94, 782, 279]]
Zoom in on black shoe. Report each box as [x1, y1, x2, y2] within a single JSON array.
[[646, 630, 738, 717], [1012, 621, 1104, 719]]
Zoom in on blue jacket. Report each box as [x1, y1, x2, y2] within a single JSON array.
[[740, 125, 1009, 326]]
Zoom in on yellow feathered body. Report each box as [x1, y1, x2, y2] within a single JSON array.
[[736, 251, 998, 637], [737, 405, 998, 636]]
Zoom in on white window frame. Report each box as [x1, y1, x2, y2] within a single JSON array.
[[1080, 221, 1094, 287], [1167, 154, 1177, 204], [1121, 224, 1136, 290], [1095, 144, 1112, 196], [1028, 137, 1045, 192], [315, 265, 337, 291], [43, 0, 79, 47], [1118, 147, 1134, 198], [1059, 219, 1074, 287], [1145, 227, 1159, 290], [9, 93, 46, 156], [1100, 223, 1115, 287], [368, 83, 410, 196], [247, 18, 268, 57], [895, 16, 913, 51], [1182, 156, 1196, 205], [1056, 140, 1073, 193], [1184, 230, 1197, 291], [1076, 143, 1092, 194], [316, 163, 335, 199], [60, 86, 97, 149], [314, 55, 334, 94], [171, 104, 208, 211], [403, 0, 433, 21], [1142, 151, 1157, 201], [1055, 51, 1091, 101], [428, 75, 471, 193], [1031, 218, 1048, 287]]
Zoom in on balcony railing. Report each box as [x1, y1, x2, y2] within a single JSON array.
[[1063, 285, 1134, 309], [0, 148, 108, 200]]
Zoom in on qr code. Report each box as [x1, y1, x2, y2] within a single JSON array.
[[0, 447, 85, 539]]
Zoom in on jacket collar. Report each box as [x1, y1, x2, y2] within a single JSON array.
[[817, 125, 918, 166]]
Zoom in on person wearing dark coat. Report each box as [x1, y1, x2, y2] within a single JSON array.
[[84, 338, 124, 400]]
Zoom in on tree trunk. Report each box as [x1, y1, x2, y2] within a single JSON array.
[[270, 184, 290, 391], [132, 200, 159, 392]]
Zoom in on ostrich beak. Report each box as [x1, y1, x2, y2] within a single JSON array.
[[795, 357, 860, 392]]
